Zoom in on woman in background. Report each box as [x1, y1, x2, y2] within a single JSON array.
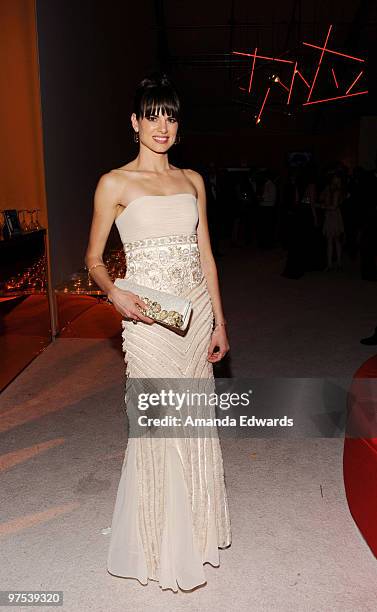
[[282, 168, 319, 278], [320, 173, 345, 271]]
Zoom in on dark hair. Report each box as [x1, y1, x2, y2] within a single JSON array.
[[133, 71, 181, 121]]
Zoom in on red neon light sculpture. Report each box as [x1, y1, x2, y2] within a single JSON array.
[[256, 87, 271, 124], [296, 70, 310, 88], [346, 70, 364, 94], [302, 43, 365, 63], [248, 47, 258, 93], [307, 25, 333, 102], [287, 61, 297, 105], [232, 25, 368, 124], [303, 90, 368, 105], [331, 68, 339, 89]]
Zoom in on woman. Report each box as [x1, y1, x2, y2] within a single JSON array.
[[257, 169, 277, 249], [85, 72, 232, 592], [320, 172, 345, 271], [282, 169, 319, 278], [232, 171, 255, 247]]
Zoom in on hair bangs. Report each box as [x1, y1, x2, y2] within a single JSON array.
[[140, 92, 180, 120], [133, 73, 181, 121]]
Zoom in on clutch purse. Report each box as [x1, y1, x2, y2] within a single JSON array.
[[113, 278, 192, 331]]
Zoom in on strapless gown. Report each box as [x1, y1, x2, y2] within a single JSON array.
[[106, 193, 232, 592]]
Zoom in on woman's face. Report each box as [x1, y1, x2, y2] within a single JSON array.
[[132, 108, 178, 152]]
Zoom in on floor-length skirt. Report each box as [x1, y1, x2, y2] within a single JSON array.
[[107, 276, 232, 591]]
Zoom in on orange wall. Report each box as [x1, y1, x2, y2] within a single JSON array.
[[0, 0, 47, 228]]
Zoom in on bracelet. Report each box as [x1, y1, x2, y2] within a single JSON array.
[[213, 320, 227, 330], [87, 262, 106, 277]]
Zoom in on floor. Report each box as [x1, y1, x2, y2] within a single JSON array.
[[1, 245, 377, 611]]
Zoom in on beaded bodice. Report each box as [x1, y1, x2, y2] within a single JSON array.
[[115, 193, 204, 296]]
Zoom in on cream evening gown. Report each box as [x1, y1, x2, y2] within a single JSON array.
[[107, 193, 232, 592]]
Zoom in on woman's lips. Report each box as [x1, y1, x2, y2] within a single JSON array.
[[153, 136, 169, 143]]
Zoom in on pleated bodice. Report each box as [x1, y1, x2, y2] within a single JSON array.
[[114, 193, 203, 295], [115, 192, 199, 242]]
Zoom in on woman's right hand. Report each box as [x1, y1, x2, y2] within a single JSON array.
[[107, 286, 155, 324]]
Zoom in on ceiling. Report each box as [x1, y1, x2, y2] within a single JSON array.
[[149, 0, 376, 132]]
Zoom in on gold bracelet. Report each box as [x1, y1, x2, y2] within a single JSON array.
[[87, 262, 106, 277], [213, 320, 227, 330]]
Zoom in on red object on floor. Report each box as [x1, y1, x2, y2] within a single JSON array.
[[343, 354, 377, 558]]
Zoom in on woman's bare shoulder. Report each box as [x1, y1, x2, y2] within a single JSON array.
[[182, 168, 205, 195], [94, 171, 128, 208], [102, 159, 141, 184], [182, 167, 202, 179], [106, 163, 141, 190], [96, 170, 124, 192]]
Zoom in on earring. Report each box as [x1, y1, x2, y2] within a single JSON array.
[[174, 134, 181, 145], [134, 131, 139, 143]]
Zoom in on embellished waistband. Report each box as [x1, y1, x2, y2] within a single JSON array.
[[123, 233, 198, 252]]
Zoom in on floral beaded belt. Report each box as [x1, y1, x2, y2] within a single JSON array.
[[121, 233, 204, 295], [122, 233, 199, 252]]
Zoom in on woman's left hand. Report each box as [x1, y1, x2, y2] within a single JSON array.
[[207, 327, 230, 362]]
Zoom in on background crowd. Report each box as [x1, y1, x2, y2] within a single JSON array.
[[201, 155, 377, 282]]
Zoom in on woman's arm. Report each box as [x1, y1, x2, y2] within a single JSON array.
[[188, 169, 229, 363], [85, 173, 122, 297], [84, 173, 154, 323]]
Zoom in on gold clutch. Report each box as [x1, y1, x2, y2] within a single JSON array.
[[113, 278, 192, 331]]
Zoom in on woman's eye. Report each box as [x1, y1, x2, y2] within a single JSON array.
[[146, 115, 177, 123]]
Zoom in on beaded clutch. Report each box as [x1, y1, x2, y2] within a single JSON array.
[[113, 278, 192, 331]]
